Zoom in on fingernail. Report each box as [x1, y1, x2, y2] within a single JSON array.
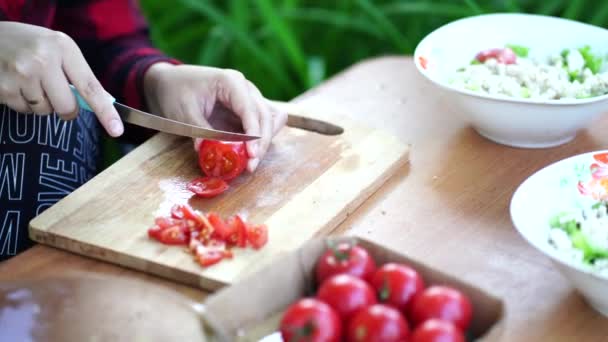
[[109, 119, 124, 137], [249, 158, 260, 171]]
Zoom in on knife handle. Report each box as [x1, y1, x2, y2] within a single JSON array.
[[69, 85, 116, 112]]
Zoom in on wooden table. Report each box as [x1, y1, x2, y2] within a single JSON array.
[[2, 56, 608, 341]]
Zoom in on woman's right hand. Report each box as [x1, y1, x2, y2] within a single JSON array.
[[0, 22, 123, 137]]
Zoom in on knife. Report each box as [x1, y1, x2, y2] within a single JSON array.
[[70, 86, 343, 140]]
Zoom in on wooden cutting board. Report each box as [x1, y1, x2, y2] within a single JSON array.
[[29, 102, 409, 290]]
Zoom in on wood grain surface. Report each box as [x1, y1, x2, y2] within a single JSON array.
[[27, 105, 409, 290], [2, 56, 608, 341]]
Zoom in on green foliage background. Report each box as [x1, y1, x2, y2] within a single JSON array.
[[138, 0, 608, 101]]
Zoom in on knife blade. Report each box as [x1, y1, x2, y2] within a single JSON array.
[[286, 114, 344, 135], [70, 86, 260, 142]]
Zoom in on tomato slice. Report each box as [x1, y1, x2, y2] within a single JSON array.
[[157, 225, 189, 245], [246, 224, 268, 249], [196, 248, 224, 267], [155, 217, 180, 229], [208, 213, 230, 240], [475, 47, 516, 64], [226, 215, 247, 248], [187, 177, 229, 198], [198, 141, 248, 181], [147, 225, 163, 239], [170, 204, 185, 219], [594, 152, 608, 165]]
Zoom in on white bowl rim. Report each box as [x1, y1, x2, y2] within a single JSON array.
[[510, 149, 608, 282], [414, 12, 608, 106]]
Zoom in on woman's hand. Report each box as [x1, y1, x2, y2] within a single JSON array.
[[143, 63, 287, 172], [0, 22, 123, 136]]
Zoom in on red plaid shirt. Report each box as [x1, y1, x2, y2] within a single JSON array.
[[0, 0, 179, 110]]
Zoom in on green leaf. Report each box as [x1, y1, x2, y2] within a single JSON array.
[[463, 0, 484, 14], [578, 45, 603, 74], [254, 0, 309, 85], [506, 44, 529, 57], [354, 0, 411, 52], [379, 2, 473, 17], [177, 0, 297, 95]]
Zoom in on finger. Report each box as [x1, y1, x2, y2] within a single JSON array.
[[20, 81, 53, 115], [179, 90, 212, 153], [5, 95, 31, 113], [270, 104, 288, 136], [58, 33, 123, 137], [218, 70, 260, 158], [245, 84, 272, 172], [193, 138, 203, 152], [41, 62, 79, 119]]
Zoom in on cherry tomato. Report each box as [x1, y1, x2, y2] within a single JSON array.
[[475, 47, 516, 64], [208, 212, 230, 240], [246, 223, 268, 249], [187, 177, 229, 198], [371, 262, 425, 312], [157, 225, 189, 245], [170, 204, 186, 219], [225, 215, 247, 248], [594, 152, 608, 165], [195, 246, 225, 267], [409, 286, 473, 331], [411, 319, 465, 342], [347, 304, 409, 342], [198, 140, 248, 181], [316, 242, 377, 285], [280, 298, 342, 342], [147, 225, 163, 239], [317, 274, 377, 322]]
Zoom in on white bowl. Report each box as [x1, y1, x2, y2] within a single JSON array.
[[414, 13, 608, 148], [510, 150, 608, 316]]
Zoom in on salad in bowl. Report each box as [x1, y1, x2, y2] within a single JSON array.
[[511, 151, 608, 316]]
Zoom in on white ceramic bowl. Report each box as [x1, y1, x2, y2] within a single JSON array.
[[414, 13, 608, 148], [510, 150, 608, 316]]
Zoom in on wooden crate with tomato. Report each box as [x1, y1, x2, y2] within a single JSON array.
[[200, 236, 504, 341]]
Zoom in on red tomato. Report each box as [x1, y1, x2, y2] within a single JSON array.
[[410, 286, 473, 330], [475, 47, 516, 64], [187, 177, 229, 198], [371, 262, 425, 312], [411, 319, 465, 342], [198, 140, 248, 181], [154, 217, 180, 229], [147, 225, 163, 239], [157, 225, 189, 245], [195, 246, 225, 267], [315, 243, 377, 285], [594, 152, 608, 165], [208, 213, 230, 240], [170, 204, 185, 219], [280, 298, 342, 342], [317, 274, 377, 322], [225, 215, 247, 248], [246, 223, 268, 249], [346, 304, 409, 342]]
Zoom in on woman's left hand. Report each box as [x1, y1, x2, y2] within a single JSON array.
[[143, 63, 287, 172]]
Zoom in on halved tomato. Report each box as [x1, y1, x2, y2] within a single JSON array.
[[187, 177, 229, 198], [246, 224, 268, 249], [198, 141, 248, 181], [226, 215, 247, 248], [157, 225, 189, 245]]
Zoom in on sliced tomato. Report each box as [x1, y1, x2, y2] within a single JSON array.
[[195, 248, 224, 267], [187, 177, 229, 198], [475, 47, 516, 64], [226, 215, 247, 248], [147, 225, 163, 239], [246, 224, 268, 249], [155, 217, 180, 229], [170, 204, 185, 219], [208, 213, 230, 240], [157, 225, 189, 245], [180, 206, 205, 228], [198, 140, 248, 181], [594, 152, 608, 165]]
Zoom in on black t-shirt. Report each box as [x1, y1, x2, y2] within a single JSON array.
[[0, 105, 100, 261]]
